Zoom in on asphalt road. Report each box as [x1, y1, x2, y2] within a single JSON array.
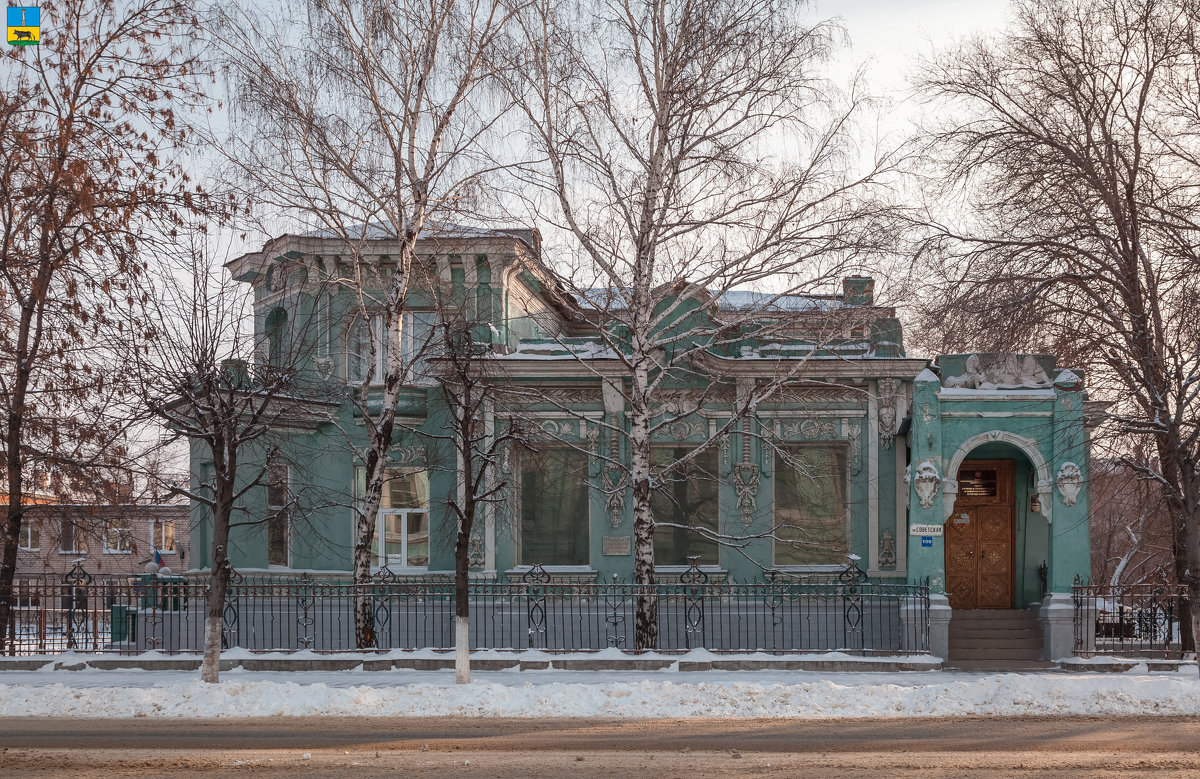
[[2, 716, 1199, 777]]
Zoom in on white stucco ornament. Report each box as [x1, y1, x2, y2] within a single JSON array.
[[944, 353, 1052, 390], [1056, 462, 1083, 507], [913, 461, 941, 510]]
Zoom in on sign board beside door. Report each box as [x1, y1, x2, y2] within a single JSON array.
[[910, 524, 944, 536]]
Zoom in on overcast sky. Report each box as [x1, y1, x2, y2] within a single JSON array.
[[817, 0, 1010, 84]]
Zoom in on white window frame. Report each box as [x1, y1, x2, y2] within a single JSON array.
[[375, 508, 430, 571], [347, 313, 389, 385], [152, 519, 176, 554], [18, 520, 39, 551], [401, 310, 440, 386], [103, 518, 133, 554], [59, 519, 85, 554]]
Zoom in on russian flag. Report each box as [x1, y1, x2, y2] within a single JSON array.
[[154, 549, 163, 568]]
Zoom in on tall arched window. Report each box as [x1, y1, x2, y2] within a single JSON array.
[[264, 308, 288, 367]]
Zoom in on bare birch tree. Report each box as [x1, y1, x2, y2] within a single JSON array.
[[912, 0, 1200, 660], [214, 0, 522, 646], [402, 271, 522, 683], [126, 238, 315, 682], [504, 0, 899, 647], [0, 0, 207, 650]]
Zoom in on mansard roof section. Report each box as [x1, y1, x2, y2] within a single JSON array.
[[225, 220, 544, 283], [572, 275, 893, 318]]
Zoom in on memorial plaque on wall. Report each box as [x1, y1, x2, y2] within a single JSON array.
[[602, 536, 632, 556]]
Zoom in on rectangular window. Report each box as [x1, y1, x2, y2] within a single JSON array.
[[347, 313, 389, 384], [773, 445, 849, 567], [153, 519, 176, 553], [104, 518, 133, 553], [18, 520, 39, 551], [517, 447, 589, 566], [652, 446, 719, 566], [267, 463, 290, 567], [401, 311, 440, 385], [370, 468, 430, 569], [60, 519, 85, 554]]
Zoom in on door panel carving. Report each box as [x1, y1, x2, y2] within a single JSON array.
[[944, 461, 1015, 610]]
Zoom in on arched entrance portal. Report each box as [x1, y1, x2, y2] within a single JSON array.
[[942, 438, 1053, 611], [945, 460, 1016, 609]]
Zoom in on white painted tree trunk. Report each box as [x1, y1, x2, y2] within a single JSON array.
[[455, 615, 470, 684], [200, 616, 222, 683]]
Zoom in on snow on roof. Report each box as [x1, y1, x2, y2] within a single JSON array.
[[298, 220, 533, 242], [573, 288, 843, 312], [500, 339, 621, 360], [716, 290, 843, 312]]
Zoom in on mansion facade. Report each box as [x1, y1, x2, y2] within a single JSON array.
[[188, 225, 1099, 659]]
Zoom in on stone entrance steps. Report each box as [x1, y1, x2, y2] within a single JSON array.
[[946, 609, 1054, 670]]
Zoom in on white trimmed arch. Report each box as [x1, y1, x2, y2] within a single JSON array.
[[942, 430, 1053, 523]]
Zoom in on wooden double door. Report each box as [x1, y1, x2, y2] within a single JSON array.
[[945, 460, 1015, 610]]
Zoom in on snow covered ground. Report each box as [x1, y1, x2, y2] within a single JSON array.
[[3, 658, 1200, 719]]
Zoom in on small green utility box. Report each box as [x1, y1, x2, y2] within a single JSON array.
[[109, 604, 134, 643]]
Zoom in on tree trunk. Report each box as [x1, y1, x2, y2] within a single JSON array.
[[1180, 478, 1200, 668], [455, 442, 475, 684], [629, 381, 657, 650], [455, 554, 470, 684], [0, 496, 20, 656], [353, 505, 377, 649], [200, 497, 234, 683], [0, 318, 32, 655]]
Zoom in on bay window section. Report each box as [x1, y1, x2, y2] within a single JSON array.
[[517, 446, 589, 566], [651, 446, 719, 566], [773, 444, 849, 567]]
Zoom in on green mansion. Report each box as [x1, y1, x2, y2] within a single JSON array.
[[189, 225, 1098, 659]]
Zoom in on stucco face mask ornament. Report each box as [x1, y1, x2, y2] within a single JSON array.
[[1056, 462, 1082, 507], [912, 461, 941, 510]]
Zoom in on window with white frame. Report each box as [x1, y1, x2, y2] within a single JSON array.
[[348, 311, 442, 386], [359, 467, 430, 569], [773, 444, 849, 567], [401, 310, 440, 385], [103, 517, 133, 553], [347, 313, 389, 384], [153, 519, 176, 553], [18, 520, 39, 550], [59, 519, 85, 554], [267, 463, 290, 567]]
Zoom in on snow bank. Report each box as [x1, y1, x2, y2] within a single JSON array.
[[3, 669, 1200, 719]]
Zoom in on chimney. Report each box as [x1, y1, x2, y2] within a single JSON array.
[[842, 276, 875, 307]]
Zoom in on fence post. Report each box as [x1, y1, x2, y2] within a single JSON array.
[[838, 557, 868, 654], [62, 562, 92, 650], [604, 573, 626, 648], [523, 564, 550, 649], [681, 557, 707, 650]]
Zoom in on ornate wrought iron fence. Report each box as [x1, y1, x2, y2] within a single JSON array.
[[1073, 580, 1190, 659], [3, 561, 930, 656]]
